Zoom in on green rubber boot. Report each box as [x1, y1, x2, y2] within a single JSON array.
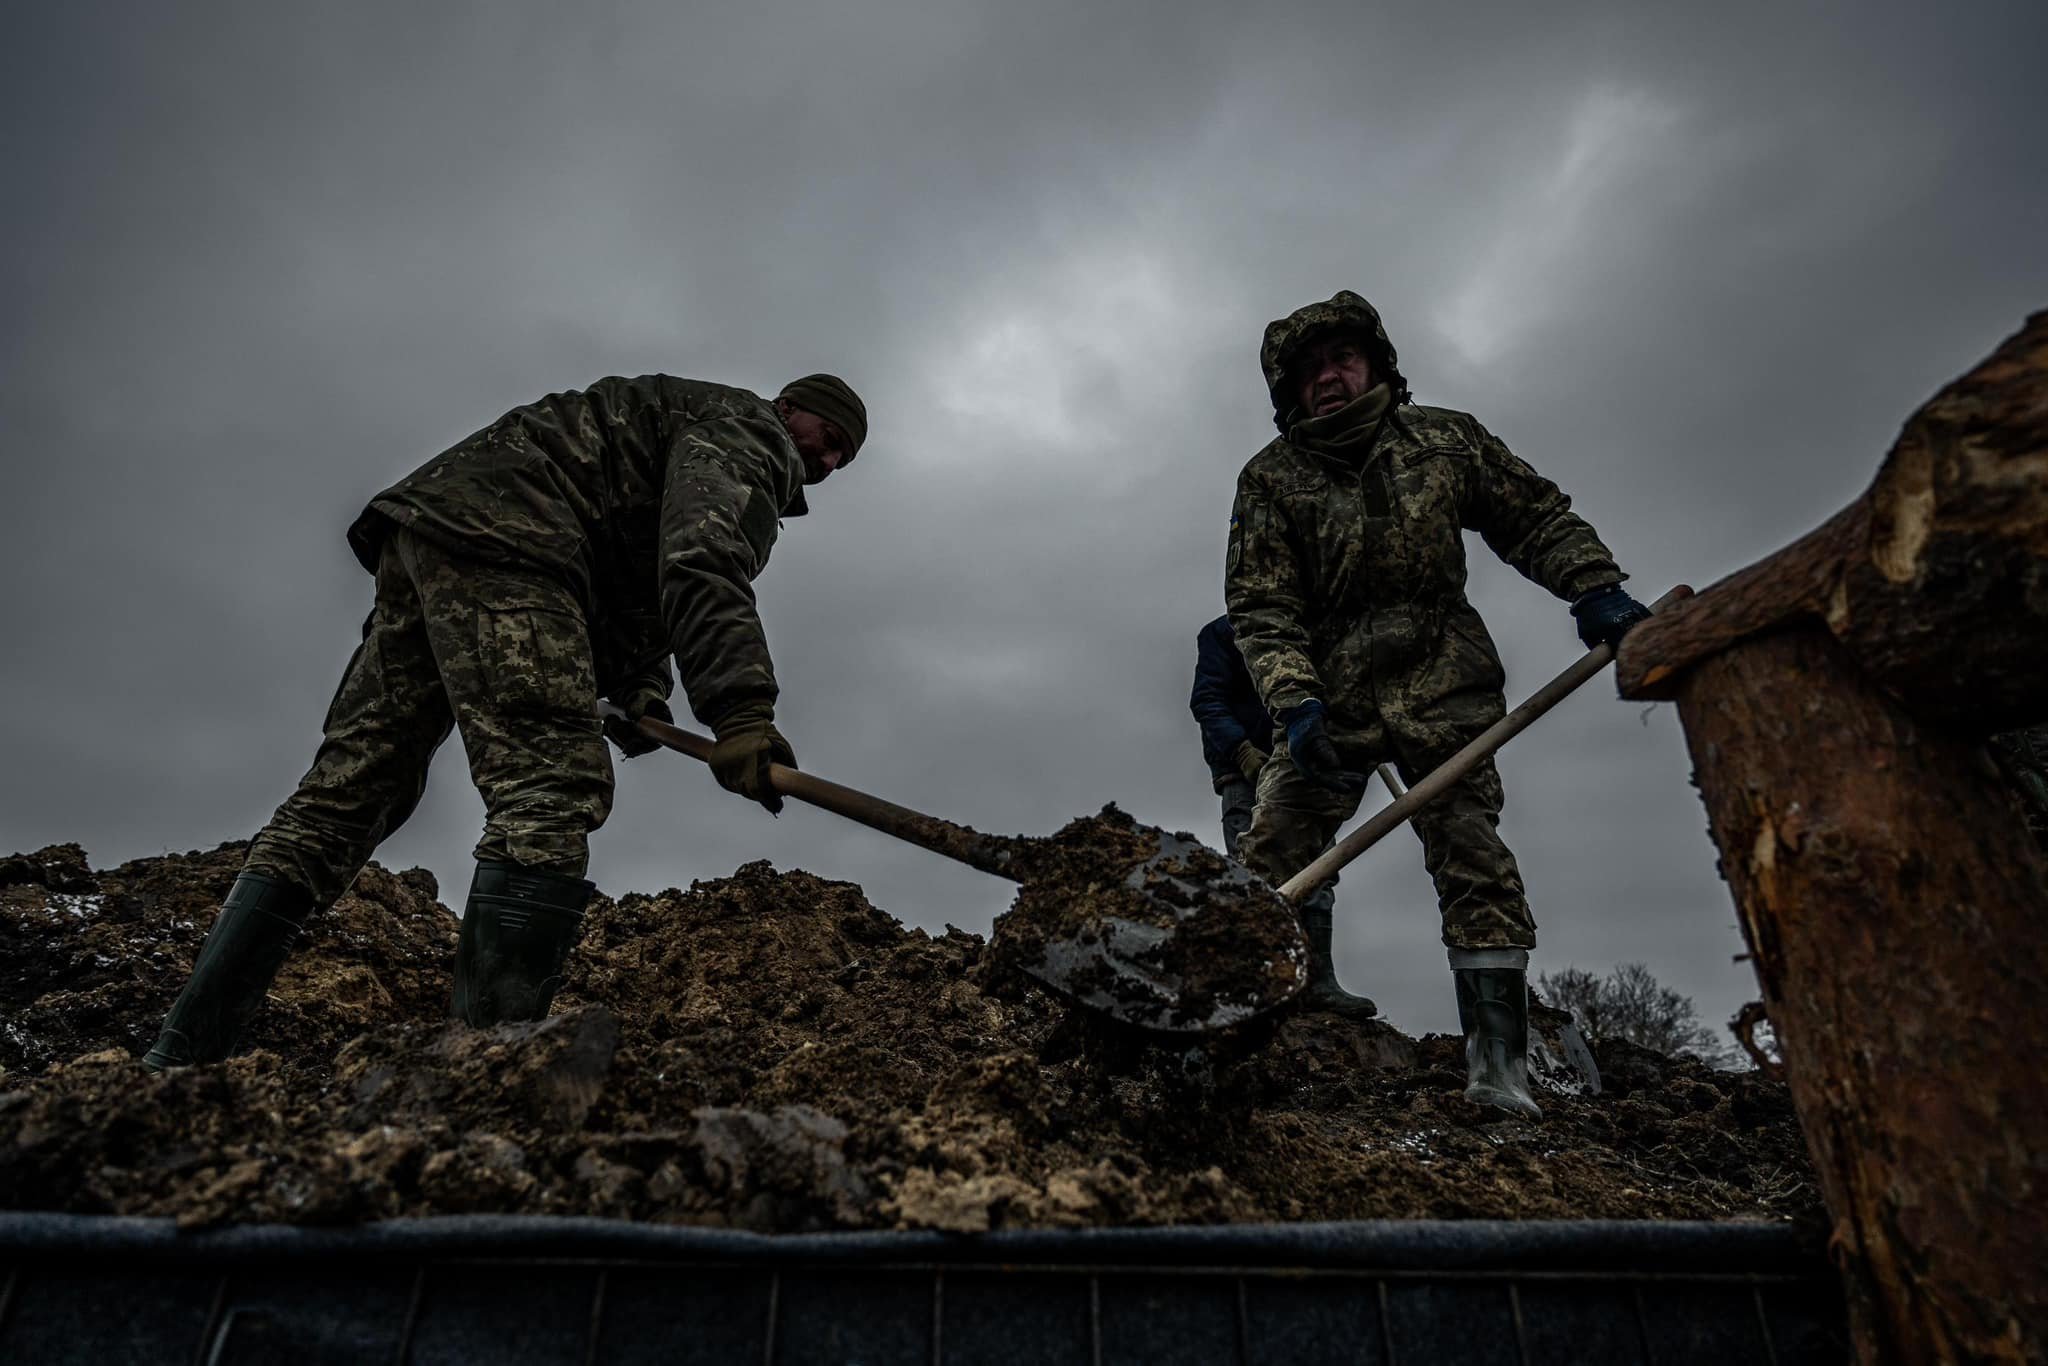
[[450, 861, 594, 1027], [1450, 947, 1542, 1119], [1296, 899, 1378, 1018], [141, 871, 315, 1071]]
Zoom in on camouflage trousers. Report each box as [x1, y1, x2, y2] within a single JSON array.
[[1237, 695, 1535, 951], [1219, 775, 1335, 916], [245, 528, 613, 906]]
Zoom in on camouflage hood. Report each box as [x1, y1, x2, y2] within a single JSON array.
[[1259, 290, 1411, 433]]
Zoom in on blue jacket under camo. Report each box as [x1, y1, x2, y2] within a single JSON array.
[[1190, 615, 1275, 779]]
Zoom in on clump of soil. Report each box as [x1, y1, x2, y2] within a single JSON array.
[[995, 807, 1307, 1033], [0, 842, 1822, 1233]]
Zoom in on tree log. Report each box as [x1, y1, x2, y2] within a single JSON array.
[[1616, 311, 2048, 1363], [1618, 310, 2048, 733], [1671, 629, 2046, 1363]]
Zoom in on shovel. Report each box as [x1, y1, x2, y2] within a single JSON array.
[[609, 585, 1686, 1036], [605, 708, 1311, 1035], [1272, 585, 1690, 904], [1051, 575, 1677, 1032], [606, 712, 1310, 1032]]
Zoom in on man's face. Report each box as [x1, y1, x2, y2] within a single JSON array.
[[1292, 335, 1374, 418], [780, 404, 854, 484]]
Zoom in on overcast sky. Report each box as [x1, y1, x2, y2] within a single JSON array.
[[4, 1, 2043, 1040]]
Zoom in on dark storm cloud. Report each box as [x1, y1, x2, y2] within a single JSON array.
[[4, 0, 2043, 1037]]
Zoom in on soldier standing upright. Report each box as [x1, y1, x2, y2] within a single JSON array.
[[1226, 292, 1649, 1117], [143, 372, 867, 1070], [1189, 613, 1375, 1017]]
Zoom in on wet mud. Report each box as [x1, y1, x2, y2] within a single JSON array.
[[1, 842, 1822, 1233], [993, 807, 1307, 1033]]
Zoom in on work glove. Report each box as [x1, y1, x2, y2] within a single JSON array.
[[1571, 584, 1654, 650], [709, 700, 796, 814], [602, 689, 672, 759], [1233, 740, 1268, 786], [1278, 700, 1368, 794]]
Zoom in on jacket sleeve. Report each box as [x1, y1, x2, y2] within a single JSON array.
[[1224, 468, 1323, 716], [1189, 619, 1249, 766], [657, 409, 801, 728], [1460, 420, 1624, 601]]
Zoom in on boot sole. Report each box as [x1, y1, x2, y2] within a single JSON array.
[[1299, 990, 1378, 1019], [1301, 1002, 1379, 1020], [1465, 1083, 1542, 1119]]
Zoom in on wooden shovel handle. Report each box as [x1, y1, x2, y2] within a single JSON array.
[[1276, 585, 1693, 903], [607, 706, 1028, 881]]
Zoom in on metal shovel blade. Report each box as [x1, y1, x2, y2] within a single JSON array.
[[996, 815, 1308, 1036]]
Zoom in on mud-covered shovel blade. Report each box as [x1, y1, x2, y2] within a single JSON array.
[[993, 809, 1307, 1035]]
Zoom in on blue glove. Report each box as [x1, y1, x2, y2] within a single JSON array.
[[1571, 584, 1653, 650], [1278, 700, 1368, 794]]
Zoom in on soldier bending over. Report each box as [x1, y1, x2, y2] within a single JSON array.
[[143, 373, 867, 1070]]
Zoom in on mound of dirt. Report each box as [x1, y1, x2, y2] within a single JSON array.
[[0, 841, 1822, 1233]]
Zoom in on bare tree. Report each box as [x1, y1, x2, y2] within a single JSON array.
[[1535, 962, 1736, 1067]]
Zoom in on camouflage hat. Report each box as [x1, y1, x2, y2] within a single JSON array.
[[1259, 291, 1409, 432], [778, 374, 867, 459]]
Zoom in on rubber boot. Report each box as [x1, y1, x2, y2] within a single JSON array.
[[1296, 899, 1377, 1018], [450, 860, 594, 1027], [1450, 947, 1542, 1119], [141, 871, 315, 1072]]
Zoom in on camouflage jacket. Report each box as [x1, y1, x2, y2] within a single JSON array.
[[348, 375, 806, 727], [1225, 403, 1623, 722]]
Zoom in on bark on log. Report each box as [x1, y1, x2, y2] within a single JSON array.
[[1671, 629, 2047, 1363], [1617, 309, 2048, 733]]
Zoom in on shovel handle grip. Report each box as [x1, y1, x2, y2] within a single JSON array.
[[1276, 585, 1693, 903], [606, 706, 1029, 881]]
